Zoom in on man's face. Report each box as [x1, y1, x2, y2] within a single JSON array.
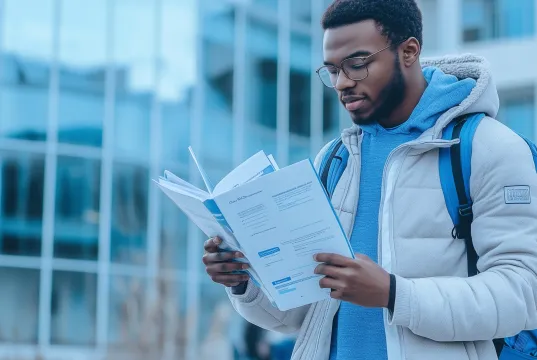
[[322, 20, 406, 126]]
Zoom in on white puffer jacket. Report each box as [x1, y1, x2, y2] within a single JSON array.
[[225, 54, 537, 360]]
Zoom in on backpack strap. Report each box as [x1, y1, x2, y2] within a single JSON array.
[[319, 137, 348, 198], [439, 113, 485, 277]]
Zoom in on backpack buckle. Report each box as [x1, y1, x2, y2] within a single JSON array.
[[458, 203, 473, 218]]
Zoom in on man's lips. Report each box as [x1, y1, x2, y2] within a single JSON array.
[[342, 96, 367, 111]]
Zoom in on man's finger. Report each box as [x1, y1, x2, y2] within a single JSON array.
[[314, 264, 342, 278], [203, 237, 222, 252], [206, 262, 249, 274], [211, 274, 250, 284], [319, 276, 345, 290], [330, 289, 344, 300], [202, 251, 244, 265], [314, 253, 354, 267]]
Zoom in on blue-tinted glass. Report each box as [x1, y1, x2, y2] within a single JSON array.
[[201, 2, 235, 172], [291, 1, 312, 22], [500, 100, 535, 141], [54, 156, 101, 260], [51, 271, 97, 345], [57, 0, 106, 147], [0, 0, 53, 140], [160, 164, 188, 271], [108, 275, 146, 348], [323, 87, 343, 143], [159, 0, 195, 164], [498, 0, 535, 39], [0, 151, 45, 256], [0, 267, 39, 344], [462, 0, 535, 42], [113, 0, 155, 161], [289, 32, 312, 164], [110, 162, 148, 265], [198, 281, 243, 358], [245, 19, 278, 162]]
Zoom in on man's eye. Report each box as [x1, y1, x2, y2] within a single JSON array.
[[351, 64, 366, 70]]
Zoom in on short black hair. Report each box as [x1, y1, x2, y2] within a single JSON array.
[[321, 0, 423, 47]]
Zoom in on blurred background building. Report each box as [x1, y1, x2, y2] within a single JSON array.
[[0, 0, 535, 359]]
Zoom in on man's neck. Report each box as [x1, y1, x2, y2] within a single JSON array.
[[381, 72, 428, 128]]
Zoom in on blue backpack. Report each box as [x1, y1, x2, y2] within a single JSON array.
[[319, 113, 537, 359]]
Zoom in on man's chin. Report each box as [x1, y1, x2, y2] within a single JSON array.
[[349, 111, 376, 126]]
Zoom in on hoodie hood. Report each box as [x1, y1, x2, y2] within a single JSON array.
[[342, 54, 500, 140], [422, 54, 500, 137]]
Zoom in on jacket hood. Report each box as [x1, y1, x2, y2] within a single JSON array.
[[422, 54, 500, 137], [341, 54, 500, 140]]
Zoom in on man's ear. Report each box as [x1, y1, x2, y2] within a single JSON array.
[[400, 37, 421, 67]]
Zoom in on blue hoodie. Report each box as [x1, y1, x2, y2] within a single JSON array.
[[329, 67, 476, 360]]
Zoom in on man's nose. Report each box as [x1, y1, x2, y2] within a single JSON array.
[[334, 70, 356, 91]]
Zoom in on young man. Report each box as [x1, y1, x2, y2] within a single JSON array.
[[202, 0, 537, 359]]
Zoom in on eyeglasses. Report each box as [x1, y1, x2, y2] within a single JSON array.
[[316, 43, 394, 88]]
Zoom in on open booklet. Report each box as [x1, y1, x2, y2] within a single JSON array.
[[156, 147, 354, 311]]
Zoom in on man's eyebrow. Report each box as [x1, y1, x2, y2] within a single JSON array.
[[323, 50, 372, 65]]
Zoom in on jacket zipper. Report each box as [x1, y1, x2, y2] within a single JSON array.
[[377, 138, 458, 360]]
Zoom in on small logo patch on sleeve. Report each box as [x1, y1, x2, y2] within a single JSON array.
[[504, 186, 531, 204]]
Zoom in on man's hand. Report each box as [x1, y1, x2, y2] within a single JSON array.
[[203, 237, 250, 287], [314, 253, 390, 308]]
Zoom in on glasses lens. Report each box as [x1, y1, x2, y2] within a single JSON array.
[[317, 66, 338, 87], [342, 57, 367, 81]]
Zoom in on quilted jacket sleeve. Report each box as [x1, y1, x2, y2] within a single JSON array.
[[224, 140, 335, 333], [390, 117, 537, 341]]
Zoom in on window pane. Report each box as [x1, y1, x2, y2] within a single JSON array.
[[51, 271, 97, 345], [497, 0, 535, 39], [289, 33, 312, 164], [108, 275, 146, 349], [57, 0, 106, 146], [113, 0, 155, 161], [499, 99, 535, 141], [0, 151, 45, 256], [197, 281, 243, 358], [159, 165, 188, 271], [159, 0, 196, 164], [462, 0, 535, 42], [0, 0, 53, 140], [245, 19, 278, 161], [54, 156, 101, 260], [323, 87, 342, 143], [291, 0, 311, 23], [111, 162, 148, 265], [0, 267, 39, 343], [201, 3, 235, 172]]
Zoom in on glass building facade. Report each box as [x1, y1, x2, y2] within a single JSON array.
[[0, 0, 536, 359]]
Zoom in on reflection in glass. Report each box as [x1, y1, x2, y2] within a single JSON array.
[[291, 1, 312, 23], [108, 276, 146, 349], [0, 0, 53, 140], [0, 267, 39, 343], [54, 156, 101, 260], [499, 97, 535, 141], [289, 33, 312, 164], [51, 271, 97, 345], [160, 166, 188, 270], [201, 3, 235, 172], [57, 0, 106, 146], [462, 0, 535, 42], [323, 87, 342, 143], [111, 162, 148, 265], [113, 0, 155, 160], [244, 19, 278, 161], [198, 281, 241, 360], [0, 151, 45, 256], [159, 0, 196, 164]]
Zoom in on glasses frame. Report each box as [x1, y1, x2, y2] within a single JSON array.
[[316, 43, 395, 88]]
